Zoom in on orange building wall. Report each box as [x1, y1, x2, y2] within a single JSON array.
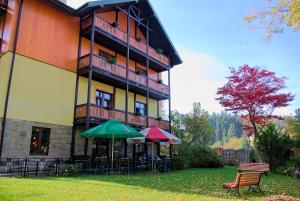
[[1, 0, 159, 79], [16, 0, 79, 72]]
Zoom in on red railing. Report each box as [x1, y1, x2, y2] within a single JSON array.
[[148, 117, 170, 130], [82, 16, 170, 66], [148, 79, 169, 95], [128, 113, 147, 127], [75, 104, 170, 130], [79, 54, 169, 95], [128, 71, 147, 86]]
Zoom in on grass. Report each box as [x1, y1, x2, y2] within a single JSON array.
[[0, 166, 299, 201]]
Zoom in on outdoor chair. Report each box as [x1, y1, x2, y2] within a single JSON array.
[[223, 171, 263, 195], [159, 158, 172, 173], [44, 160, 57, 176], [118, 158, 130, 174]]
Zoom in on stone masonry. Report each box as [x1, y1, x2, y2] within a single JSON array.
[[1, 118, 72, 159]]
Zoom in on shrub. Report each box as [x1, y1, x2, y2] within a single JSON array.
[[256, 124, 293, 172], [61, 163, 83, 176], [173, 144, 223, 170], [276, 165, 296, 176], [289, 156, 300, 169], [294, 137, 300, 148], [173, 143, 193, 170], [190, 145, 223, 168]]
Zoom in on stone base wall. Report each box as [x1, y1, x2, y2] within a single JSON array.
[[74, 125, 92, 156], [1, 118, 72, 159]]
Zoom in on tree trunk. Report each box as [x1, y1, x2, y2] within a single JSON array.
[[252, 122, 262, 163]]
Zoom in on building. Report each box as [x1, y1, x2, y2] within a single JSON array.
[[0, 0, 182, 159]]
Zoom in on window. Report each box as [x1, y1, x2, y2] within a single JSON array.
[[96, 90, 113, 109], [30, 127, 50, 155], [135, 102, 147, 116]]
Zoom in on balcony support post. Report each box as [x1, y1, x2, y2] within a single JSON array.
[[125, 6, 131, 125], [157, 100, 160, 120], [168, 69, 171, 132], [146, 17, 149, 127], [84, 11, 96, 158], [0, 0, 23, 159], [71, 16, 83, 159]]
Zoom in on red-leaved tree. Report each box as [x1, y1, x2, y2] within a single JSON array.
[[216, 65, 294, 140]]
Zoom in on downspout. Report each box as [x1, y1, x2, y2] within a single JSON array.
[[0, 0, 23, 159]]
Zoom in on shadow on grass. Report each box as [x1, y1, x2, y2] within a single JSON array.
[[28, 166, 278, 200]]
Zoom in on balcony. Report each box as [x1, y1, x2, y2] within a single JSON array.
[[78, 54, 170, 99], [81, 16, 170, 71], [75, 104, 170, 131]]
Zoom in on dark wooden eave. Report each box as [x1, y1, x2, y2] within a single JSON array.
[[50, 0, 182, 67]]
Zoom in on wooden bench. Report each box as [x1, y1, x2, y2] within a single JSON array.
[[239, 163, 270, 174], [223, 172, 263, 195]]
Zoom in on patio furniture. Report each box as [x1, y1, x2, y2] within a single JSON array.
[[81, 119, 144, 173], [239, 163, 270, 175], [118, 158, 130, 174], [223, 171, 263, 195]]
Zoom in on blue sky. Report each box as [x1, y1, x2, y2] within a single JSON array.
[[68, 0, 300, 116]]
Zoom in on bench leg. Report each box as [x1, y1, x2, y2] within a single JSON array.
[[236, 188, 240, 196], [248, 185, 262, 193]]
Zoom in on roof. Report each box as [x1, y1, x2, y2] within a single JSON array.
[[50, 0, 182, 67]]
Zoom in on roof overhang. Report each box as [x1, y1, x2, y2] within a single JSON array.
[[50, 0, 182, 67]]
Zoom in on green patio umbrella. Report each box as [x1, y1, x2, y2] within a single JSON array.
[[80, 119, 144, 171]]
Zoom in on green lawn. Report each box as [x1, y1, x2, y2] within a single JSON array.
[[0, 167, 299, 201]]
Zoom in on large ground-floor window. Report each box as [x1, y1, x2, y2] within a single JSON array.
[[30, 127, 50, 155]]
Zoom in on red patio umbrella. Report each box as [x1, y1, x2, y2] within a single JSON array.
[[140, 126, 170, 142], [140, 126, 181, 160]]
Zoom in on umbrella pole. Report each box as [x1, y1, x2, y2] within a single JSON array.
[[111, 135, 114, 173]]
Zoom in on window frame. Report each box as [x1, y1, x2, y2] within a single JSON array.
[[29, 127, 51, 156], [135, 101, 147, 116], [95, 89, 114, 110]]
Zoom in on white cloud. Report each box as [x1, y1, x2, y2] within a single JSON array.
[[170, 47, 295, 116], [67, 0, 88, 8], [170, 47, 228, 114]]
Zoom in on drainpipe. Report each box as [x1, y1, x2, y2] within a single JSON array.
[[0, 0, 24, 159]]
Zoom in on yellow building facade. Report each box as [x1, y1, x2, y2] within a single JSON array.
[[0, 0, 181, 159]]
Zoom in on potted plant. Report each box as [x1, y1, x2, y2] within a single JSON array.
[[108, 56, 117, 64], [111, 21, 118, 28], [156, 48, 164, 54], [136, 112, 143, 116], [135, 36, 142, 42], [99, 51, 107, 58], [136, 70, 146, 76]]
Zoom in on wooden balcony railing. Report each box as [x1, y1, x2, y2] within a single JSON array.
[[81, 16, 170, 66], [128, 71, 147, 86], [148, 117, 170, 131], [148, 79, 169, 95], [75, 104, 170, 130], [79, 54, 170, 95]]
